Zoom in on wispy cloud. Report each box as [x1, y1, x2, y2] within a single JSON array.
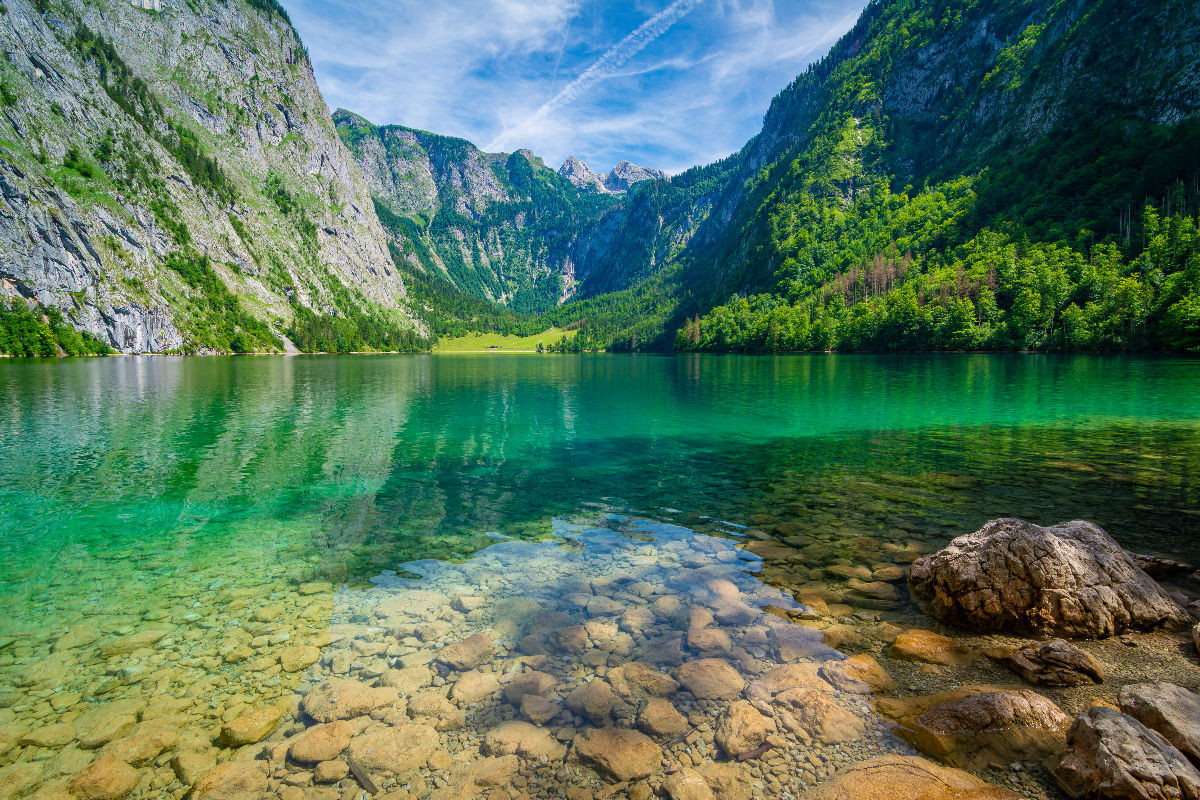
[[284, 0, 867, 173], [486, 0, 704, 152]]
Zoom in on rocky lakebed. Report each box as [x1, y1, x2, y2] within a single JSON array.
[[3, 513, 1200, 800]]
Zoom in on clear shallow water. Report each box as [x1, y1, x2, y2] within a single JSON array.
[[1, 353, 1198, 609], [1, 353, 1199, 798]]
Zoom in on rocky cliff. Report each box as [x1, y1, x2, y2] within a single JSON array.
[[335, 110, 639, 311], [0, 0, 413, 353]]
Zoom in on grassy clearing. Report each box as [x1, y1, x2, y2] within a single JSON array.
[[434, 327, 577, 352]]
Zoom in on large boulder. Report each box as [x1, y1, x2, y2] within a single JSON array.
[[1051, 706, 1200, 800], [988, 639, 1104, 687], [1119, 684, 1200, 766], [909, 518, 1188, 638], [801, 754, 1021, 800]]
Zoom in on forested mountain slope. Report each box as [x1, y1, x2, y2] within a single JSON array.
[[0, 0, 422, 354], [675, 0, 1200, 352]]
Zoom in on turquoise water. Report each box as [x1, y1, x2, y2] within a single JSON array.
[[2, 353, 1199, 798], [2, 353, 1199, 619]]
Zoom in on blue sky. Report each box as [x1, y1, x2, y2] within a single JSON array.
[[284, 0, 866, 174]]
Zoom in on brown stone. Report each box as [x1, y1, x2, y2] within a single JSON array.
[[438, 633, 495, 670], [715, 700, 776, 757], [279, 645, 321, 673], [572, 728, 661, 781], [219, 705, 283, 747], [470, 755, 520, 787], [676, 659, 744, 700], [188, 761, 268, 800], [451, 670, 501, 705], [889, 688, 1071, 768], [503, 670, 557, 705], [638, 697, 689, 737], [482, 721, 566, 761], [301, 678, 399, 722], [347, 724, 439, 779], [820, 654, 897, 694], [775, 688, 865, 745], [989, 639, 1104, 687], [380, 664, 433, 694], [607, 662, 679, 699], [314, 760, 349, 784], [288, 721, 353, 763], [801, 755, 1021, 800], [663, 767, 716, 800], [67, 755, 142, 800], [565, 680, 625, 725], [889, 629, 975, 666], [1052, 706, 1200, 800]]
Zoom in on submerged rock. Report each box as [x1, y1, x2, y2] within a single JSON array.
[[888, 629, 975, 666], [1119, 683, 1200, 766], [715, 700, 776, 757], [188, 761, 268, 800], [676, 659, 745, 699], [890, 688, 1071, 768], [800, 754, 1021, 800], [820, 654, 897, 694], [909, 518, 1188, 638], [572, 728, 662, 781], [989, 639, 1104, 686], [1052, 706, 1200, 800], [301, 678, 398, 722]]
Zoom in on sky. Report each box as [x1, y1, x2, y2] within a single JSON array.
[[283, 0, 867, 175]]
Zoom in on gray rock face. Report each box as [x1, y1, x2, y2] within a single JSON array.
[[909, 518, 1189, 638], [559, 157, 610, 194], [603, 160, 667, 192], [990, 639, 1104, 686], [1052, 706, 1200, 800], [1120, 684, 1200, 766], [0, 0, 408, 353]]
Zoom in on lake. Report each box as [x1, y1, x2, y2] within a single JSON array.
[[1, 353, 1198, 798]]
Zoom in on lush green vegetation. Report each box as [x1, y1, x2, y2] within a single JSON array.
[[673, 0, 1200, 353], [286, 306, 428, 353], [164, 252, 283, 353], [0, 299, 112, 357]]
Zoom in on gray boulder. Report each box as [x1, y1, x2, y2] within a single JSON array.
[[1052, 706, 1200, 800], [909, 518, 1188, 638], [1120, 683, 1200, 766]]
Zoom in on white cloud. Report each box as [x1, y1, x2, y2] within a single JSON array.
[[485, 0, 704, 152], [285, 0, 866, 172]]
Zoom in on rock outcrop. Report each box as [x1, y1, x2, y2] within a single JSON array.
[[1051, 706, 1200, 800], [0, 0, 410, 352], [909, 518, 1188, 638]]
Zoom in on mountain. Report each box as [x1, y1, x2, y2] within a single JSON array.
[[334, 111, 677, 312], [0, 0, 420, 354], [603, 161, 668, 193], [4, 0, 1198, 356], [556, 157, 667, 194], [558, 157, 609, 194], [670, 0, 1200, 353]]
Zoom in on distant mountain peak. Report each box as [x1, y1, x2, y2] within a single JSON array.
[[558, 157, 666, 194], [559, 157, 609, 194]]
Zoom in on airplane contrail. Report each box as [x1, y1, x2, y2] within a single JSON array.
[[488, 0, 705, 150]]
